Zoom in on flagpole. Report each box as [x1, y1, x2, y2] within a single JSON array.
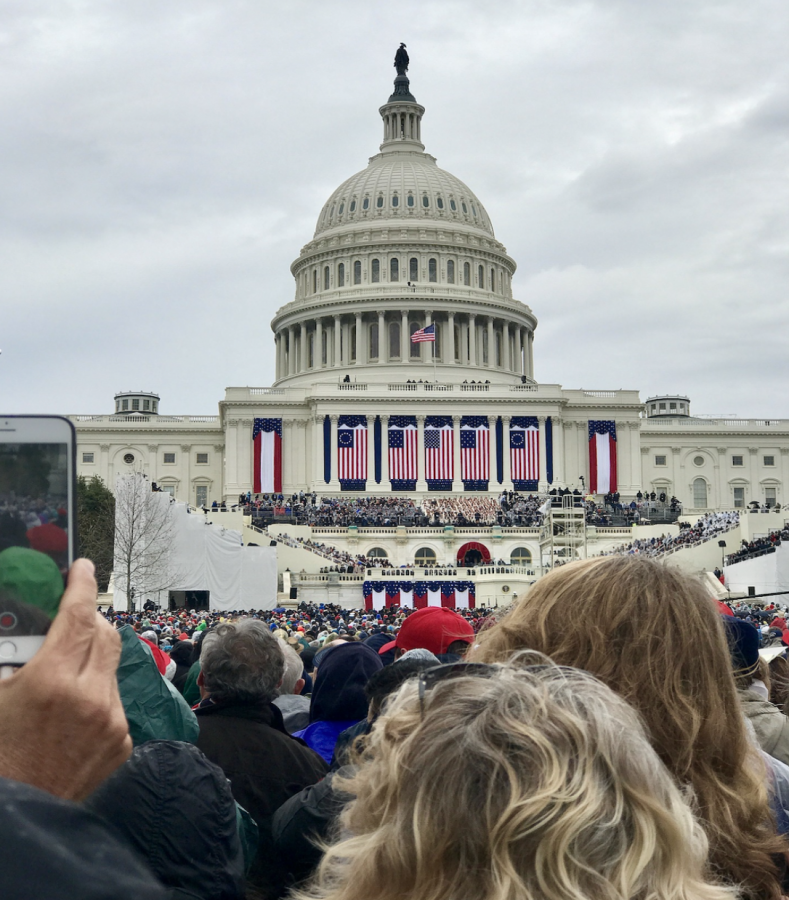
[[432, 336, 437, 382]]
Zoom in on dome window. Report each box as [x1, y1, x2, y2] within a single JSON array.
[[436, 197, 444, 209], [338, 203, 344, 215], [392, 194, 399, 207], [409, 257, 418, 281], [463, 262, 470, 286], [390, 258, 399, 281], [422, 195, 430, 208], [478, 265, 484, 287], [376, 195, 384, 208], [371, 258, 380, 283], [461, 201, 468, 214], [353, 260, 362, 285], [428, 258, 437, 282], [407, 194, 415, 207], [338, 263, 345, 287], [324, 266, 330, 290], [447, 260, 455, 284], [450, 199, 457, 211], [471, 203, 478, 217], [363, 197, 370, 210], [329, 205, 335, 219], [350, 199, 356, 212]]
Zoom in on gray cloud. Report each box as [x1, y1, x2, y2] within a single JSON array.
[[1, 0, 787, 417]]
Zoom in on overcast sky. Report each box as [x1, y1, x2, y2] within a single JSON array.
[[2, 0, 788, 418]]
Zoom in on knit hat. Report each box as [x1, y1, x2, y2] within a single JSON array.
[[722, 616, 760, 680], [0, 546, 64, 620]]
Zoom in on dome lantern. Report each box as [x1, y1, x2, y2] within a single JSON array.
[[379, 48, 425, 153]]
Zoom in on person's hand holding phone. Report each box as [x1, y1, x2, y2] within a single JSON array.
[[0, 559, 132, 800]]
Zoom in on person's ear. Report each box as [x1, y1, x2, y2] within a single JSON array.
[[197, 670, 205, 687], [295, 677, 305, 695]]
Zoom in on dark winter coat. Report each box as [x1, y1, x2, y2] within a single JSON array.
[[196, 698, 328, 899]]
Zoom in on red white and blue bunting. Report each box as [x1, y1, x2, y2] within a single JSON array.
[[363, 580, 476, 610]]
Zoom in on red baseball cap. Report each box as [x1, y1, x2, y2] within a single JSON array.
[[377, 607, 474, 656]]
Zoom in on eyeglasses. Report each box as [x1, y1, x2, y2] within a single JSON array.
[[417, 662, 498, 718]]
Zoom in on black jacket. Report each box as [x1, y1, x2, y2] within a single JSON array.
[[0, 776, 166, 900], [86, 740, 246, 900], [196, 698, 328, 899]]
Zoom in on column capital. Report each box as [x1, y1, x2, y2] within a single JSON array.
[[400, 309, 409, 317], [330, 414, 339, 423], [501, 415, 511, 425], [416, 413, 426, 423], [538, 415, 547, 424], [100, 444, 110, 452], [213, 444, 225, 453], [180, 444, 191, 453], [453, 414, 461, 423], [332, 313, 341, 321], [147, 444, 158, 452]]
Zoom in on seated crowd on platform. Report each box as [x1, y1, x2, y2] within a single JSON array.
[[601, 510, 739, 560], [727, 523, 789, 566], [10, 555, 789, 900]]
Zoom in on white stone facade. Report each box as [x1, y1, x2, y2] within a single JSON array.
[[69, 67, 789, 520]]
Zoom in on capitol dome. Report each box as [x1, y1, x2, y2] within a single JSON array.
[[270, 60, 537, 388]]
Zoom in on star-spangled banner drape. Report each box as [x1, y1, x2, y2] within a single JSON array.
[[388, 415, 417, 490], [588, 420, 617, 494], [425, 415, 453, 490], [460, 416, 489, 490], [363, 580, 476, 610], [253, 418, 282, 493], [338, 415, 367, 490], [510, 416, 539, 491]]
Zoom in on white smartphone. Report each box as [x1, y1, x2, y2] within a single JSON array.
[[0, 416, 77, 672]]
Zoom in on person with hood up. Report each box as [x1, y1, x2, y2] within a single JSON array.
[[293, 642, 382, 764]]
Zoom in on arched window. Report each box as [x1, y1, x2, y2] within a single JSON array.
[[350, 199, 356, 212], [495, 331, 502, 367], [482, 328, 489, 364], [338, 263, 345, 287], [324, 266, 330, 290], [390, 258, 399, 282], [371, 259, 380, 283], [362, 197, 370, 210], [338, 202, 344, 215], [454, 325, 461, 361], [428, 258, 437, 282], [490, 268, 496, 292], [354, 260, 362, 284], [313, 270, 317, 293], [436, 197, 444, 209], [693, 478, 708, 508], [478, 265, 484, 288], [410, 322, 421, 359], [510, 547, 533, 565], [308, 333, 314, 368], [367, 547, 388, 559], [450, 199, 457, 211], [409, 257, 419, 281], [350, 325, 357, 362], [389, 321, 400, 358], [376, 195, 384, 208], [321, 329, 328, 365], [447, 260, 455, 284], [392, 194, 399, 207], [422, 195, 430, 208], [407, 194, 414, 207], [415, 547, 437, 565], [461, 201, 468, 214], [463, 262, 470, 286], [369, 322, 379, 360]]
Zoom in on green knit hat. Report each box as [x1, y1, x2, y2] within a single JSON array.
[[0, 547, 65, 620]]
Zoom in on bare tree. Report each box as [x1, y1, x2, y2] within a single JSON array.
[[113, 474, 179, 610]]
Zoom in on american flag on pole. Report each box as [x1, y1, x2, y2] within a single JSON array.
[[588, 420, 617, 494], [510, 416, 539, 491], [338, 415, 367, 490], [253, 418, 282, 493], [460, 416, 489, 490], [410, 323, 436, 343], [388, 416, 417, 489], [425, 415, 454, 490]]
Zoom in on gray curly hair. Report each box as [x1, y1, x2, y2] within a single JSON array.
[[200, 619, 284, 703]]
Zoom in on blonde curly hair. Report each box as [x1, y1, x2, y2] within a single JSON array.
[[293, 660, 738, 900]]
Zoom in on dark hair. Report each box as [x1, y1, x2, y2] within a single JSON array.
[[364, 658, 435, 719]]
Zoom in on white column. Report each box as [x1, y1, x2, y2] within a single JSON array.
[[381, 415, 389, 488], [553, 417, 564, 488], [329, 415, 339, 488], [452, 414, 462, 491], [489, 416, 497, 486], [502, 415, 511, 488], [538, 415, 548, 492], [274, 333, 281, 380], [315, 319, 324, 369], [287, 327, 296, 375], [630, 421, 642, 495], [528, 332, 534, 378], [313, 416, 324, 491], [487, 318, 495, 368], [225, 419, 239, 499], [447, 312, 455, 364], [238, 419, 253, 494], [417, 414, 427, 491], [355, 312, 363, 366], [503, 323, 511, 371], [468, 314, 477, 366], [299, 323, 307, 372], [333, 315, 341, 368], [378, 311, 385, 363], [367, 415, 376, 486], [401, 309, 409, 361]]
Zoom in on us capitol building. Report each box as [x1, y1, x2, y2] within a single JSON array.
[[71, 57, 789, 573]]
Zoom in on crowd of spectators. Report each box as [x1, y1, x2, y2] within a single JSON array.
[[600, 511, 739, 559], [726, 523, 789, 566]]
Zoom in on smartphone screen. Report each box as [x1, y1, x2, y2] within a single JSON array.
[[0, 416, 76, 666]]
